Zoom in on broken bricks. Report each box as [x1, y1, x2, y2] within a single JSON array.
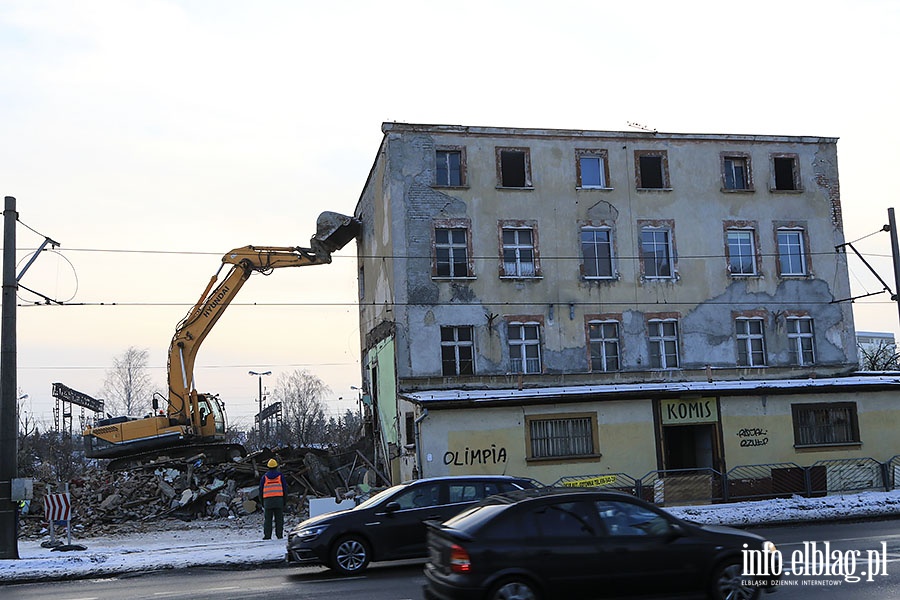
[[18, 445, 383, 539]]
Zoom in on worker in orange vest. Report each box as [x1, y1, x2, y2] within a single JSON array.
[[259, 458, 286, 540]]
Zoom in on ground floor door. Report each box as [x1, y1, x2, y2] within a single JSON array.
[[662, 424, 717, 470]]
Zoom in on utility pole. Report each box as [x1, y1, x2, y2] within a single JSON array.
[[249, 370, 271, 445], [1, 196, 18, 559], [888, 208, 900, 326]]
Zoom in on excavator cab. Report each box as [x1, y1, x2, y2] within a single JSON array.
[[196, 394, 226, 436]]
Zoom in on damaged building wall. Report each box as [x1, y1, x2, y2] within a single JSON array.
[[355, 122, 858, 483], [357, 124, 855, 387]]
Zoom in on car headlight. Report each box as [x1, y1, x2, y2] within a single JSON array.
[[292, 524, 330, 542]]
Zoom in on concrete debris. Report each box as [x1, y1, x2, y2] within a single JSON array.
[[18, 446, 387, 540]]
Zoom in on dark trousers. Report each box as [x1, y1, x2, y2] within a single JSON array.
[[263, 497, 284, 539]]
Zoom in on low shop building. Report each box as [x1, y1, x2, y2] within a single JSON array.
[[401, 376, 900, 498]]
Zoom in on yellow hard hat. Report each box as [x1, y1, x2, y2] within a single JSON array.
[[267, 458, 278, 468]]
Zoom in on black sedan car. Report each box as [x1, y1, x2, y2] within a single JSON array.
[[286, 475, 539, 575], [424, 487, 779, 600]]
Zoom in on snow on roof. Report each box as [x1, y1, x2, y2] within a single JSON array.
[[401, 374, 900, 405]]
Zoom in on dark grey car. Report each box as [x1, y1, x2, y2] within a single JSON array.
[[424, 487, 779, 600], [286, 475, 540, 575]]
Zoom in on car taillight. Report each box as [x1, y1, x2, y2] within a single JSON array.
[[449, 543, 471, 573]]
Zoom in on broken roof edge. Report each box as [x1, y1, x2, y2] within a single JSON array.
[[380, 121, 839, 145], [399, 374, 900, 408]]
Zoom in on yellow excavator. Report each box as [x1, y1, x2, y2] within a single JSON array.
[[82, 211, 360, 471]]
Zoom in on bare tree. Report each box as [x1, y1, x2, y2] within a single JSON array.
[[17, 391, 37, 439], [273, 369, 330, 447], [858, 340, 899, 371], [100, 346, 159, 416]]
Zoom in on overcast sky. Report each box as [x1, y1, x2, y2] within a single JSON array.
[[2, 0, 898, 427]]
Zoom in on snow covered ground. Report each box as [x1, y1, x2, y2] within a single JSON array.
[[3, 490, 900, 584]]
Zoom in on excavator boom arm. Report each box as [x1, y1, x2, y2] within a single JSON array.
[[166, 212, 360, 428]]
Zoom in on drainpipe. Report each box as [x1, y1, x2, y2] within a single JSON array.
[[414, 409, 429, 479]]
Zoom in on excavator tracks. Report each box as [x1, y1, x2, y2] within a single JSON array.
[[106, 443, 246, 472]]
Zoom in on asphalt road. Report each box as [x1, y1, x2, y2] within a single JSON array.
[[4, 518, 899, 600]]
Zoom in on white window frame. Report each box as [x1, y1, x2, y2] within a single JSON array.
[[435, 148, 464, 187], [441, 325, 475, 376], [581, 226, 615, 279], [434, 227, 470, 278], [648, 319, 679, 369], [508, 322, 542, 374], [777, 229, 807, 276], [640, 227, 674, 279], [736, 317, 767, 367], [727, 229, 757, 276], [588, 320, 620, 372], [786, 316, 815, 365], [576, 149, 609, 189], [502, 227, 537, 278], [723, 156, 750, 190]]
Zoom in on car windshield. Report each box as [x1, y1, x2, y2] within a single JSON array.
[[352, 484, 407, 511]]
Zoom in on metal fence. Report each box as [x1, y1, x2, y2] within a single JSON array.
[[553, 456, 899, 507], [725, 462, 809, 501], [889, 455, 900, 490]]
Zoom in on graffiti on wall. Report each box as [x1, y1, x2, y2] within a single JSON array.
[[443, 444, 508, 466], [736, 427, 769, 447]]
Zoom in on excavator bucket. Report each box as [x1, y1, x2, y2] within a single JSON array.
[[314, 211, 361, 253]]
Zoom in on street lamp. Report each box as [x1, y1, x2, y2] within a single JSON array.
[[249, 371, 271, 444], [350, 385, 363, 418]]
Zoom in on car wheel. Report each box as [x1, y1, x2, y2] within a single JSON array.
[[489, 577, 540, 600], [709, 561, 760, 600], [330, 535, 370, 575]]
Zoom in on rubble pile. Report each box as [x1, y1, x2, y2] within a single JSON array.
[[19, 446, 387, 539]]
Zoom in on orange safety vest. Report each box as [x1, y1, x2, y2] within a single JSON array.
[[262, 474, 284, 499]]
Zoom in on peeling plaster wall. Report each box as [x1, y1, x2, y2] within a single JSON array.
[[358, 123, 856, 390]]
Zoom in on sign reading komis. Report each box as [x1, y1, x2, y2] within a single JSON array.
[[743, 541, 890, 584]]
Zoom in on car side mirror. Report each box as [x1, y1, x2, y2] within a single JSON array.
[[668, 522, 686, 539], [384, 501, 401, 513]]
